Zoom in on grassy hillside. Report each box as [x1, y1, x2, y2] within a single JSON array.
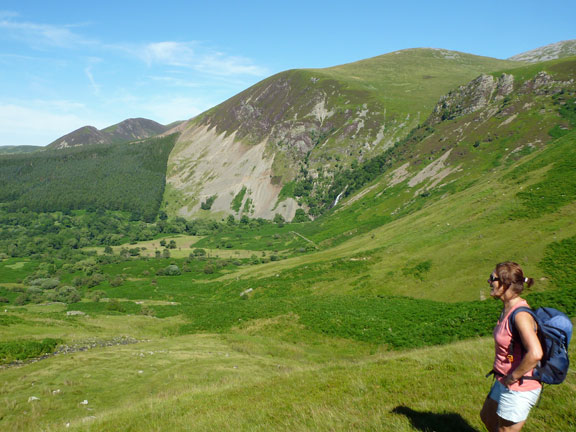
[[312, 48, 520, 119]]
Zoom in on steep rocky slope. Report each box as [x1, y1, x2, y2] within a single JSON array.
[[47, 118, 169, 150], [337, 57, 576, 219], [165, 49, 522, 220]]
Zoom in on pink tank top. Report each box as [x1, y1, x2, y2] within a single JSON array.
[[493, 299, 542, 391]]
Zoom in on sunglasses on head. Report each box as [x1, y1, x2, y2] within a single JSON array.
[[488, 274, 500, 284]]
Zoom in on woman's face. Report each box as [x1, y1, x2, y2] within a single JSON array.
[[488, 271, 504, 298]]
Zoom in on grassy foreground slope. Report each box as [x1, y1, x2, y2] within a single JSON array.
[[0, 310, 574, 431]]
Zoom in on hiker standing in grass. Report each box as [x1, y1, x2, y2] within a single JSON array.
[[480, 262, 543, 432]]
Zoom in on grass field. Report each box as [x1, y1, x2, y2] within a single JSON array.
[[1, 310, 574, 431]]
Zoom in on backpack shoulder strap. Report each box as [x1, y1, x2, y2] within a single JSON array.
[[507, 306, 537, 362], [509, 306, 537, 333]]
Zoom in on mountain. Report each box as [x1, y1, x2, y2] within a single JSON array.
[[509, 39, 576, 63], [2, 44, 573, 226], [47, 118, 170, 150], [164, 49, 523, 221]]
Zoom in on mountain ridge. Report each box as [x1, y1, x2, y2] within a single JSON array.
[[47, 117, 170, 150], [508, 39, 576, 63]]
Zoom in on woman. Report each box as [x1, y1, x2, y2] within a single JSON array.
[[480, 261, 543, 432]]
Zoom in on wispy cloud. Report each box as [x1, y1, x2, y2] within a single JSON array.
[[147, 76, 202, 88], [0, 17, 92, 48], [0, 15, 268, 78], [143, 41, 196, 67], [196, 52, 268, 76], [84, 57, 103, 95], [142, 41, 268, 76]]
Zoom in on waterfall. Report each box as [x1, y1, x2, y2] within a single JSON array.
[[331, 187, 347, 208]]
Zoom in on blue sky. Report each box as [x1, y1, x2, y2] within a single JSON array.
[[0, 0, 574, 147]]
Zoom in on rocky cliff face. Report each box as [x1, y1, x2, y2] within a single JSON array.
[[427, 74, 515, 124], [428, 71, 573, 125]]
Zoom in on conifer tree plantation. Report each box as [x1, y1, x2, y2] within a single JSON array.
[[1, 33, 576, 431]]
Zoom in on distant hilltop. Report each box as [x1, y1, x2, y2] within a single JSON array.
[[508, 39, 576, 63], [47, 118, 174, 150]]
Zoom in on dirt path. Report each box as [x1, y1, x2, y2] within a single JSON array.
[[290, 231, 319, 249]]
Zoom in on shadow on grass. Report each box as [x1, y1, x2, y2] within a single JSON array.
[[392, 406, 479, 432]]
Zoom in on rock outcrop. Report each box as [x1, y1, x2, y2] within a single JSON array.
[[428, 74, 515, 124], [428, 71, 573, 125]]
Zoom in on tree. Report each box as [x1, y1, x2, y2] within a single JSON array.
[[292, 209, 310, 223]]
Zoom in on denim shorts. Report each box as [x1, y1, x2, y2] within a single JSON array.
[[488, 380, 541, 423]]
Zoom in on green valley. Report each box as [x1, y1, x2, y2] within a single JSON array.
[[1, 46, 575, 431]]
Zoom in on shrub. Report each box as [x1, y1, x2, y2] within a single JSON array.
[[106, 300, 126, 313], [29, 278, 60, 290], [0, 338, 62, 363], [89, 290, 106, 302], [164, 265, 181, 276], [26, 287, 43, 296], [140, 305, 156, 317], [54, 286, 81, 303], [110, 276, 124, 287], [14, 294, 29, 306], [292, 208, 310, 222], [201, 195, 217, 210]]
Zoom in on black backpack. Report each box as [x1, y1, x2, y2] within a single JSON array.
[[509, 306, 573, 385]]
